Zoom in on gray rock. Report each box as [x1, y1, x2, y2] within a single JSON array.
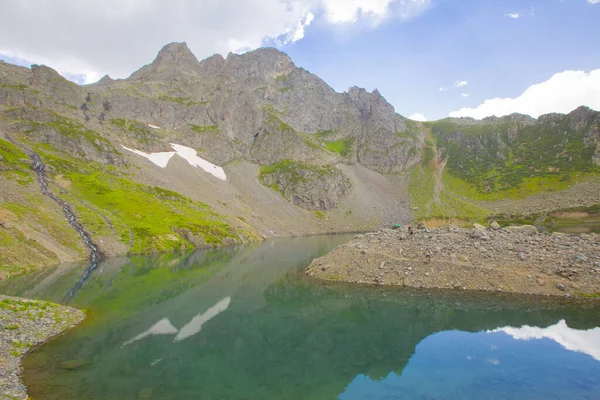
[[556, 283, 566, 291], [536, 278, 545, 286], [473, 223, 486, 230], [505, 225, 538, 236], [470, 229, 486, 239], [574, 253, 588, 263], [490, 221, 501, 230], [260, 162, 351, 210]]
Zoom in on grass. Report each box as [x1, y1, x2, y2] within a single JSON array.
[[157, 95, 199, 107], [3, 201, 83, 252], [190, 124, 221, 134], [442, 170, 591, 201], [36, 148, 243, 254], [408, 165, 490, 222], [43, 116, 113, 152], [259, 159, 343, 201], [0, 139, 28, 167], [0, 139, 34, 185], [324, 138, 355, 157], [427, 115, 600, 197]]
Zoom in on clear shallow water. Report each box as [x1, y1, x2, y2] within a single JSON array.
[[2, 235, 599, 400]]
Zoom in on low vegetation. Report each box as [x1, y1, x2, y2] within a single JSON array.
[[37, 146, 247, 254], [427, 116, 600, 198]]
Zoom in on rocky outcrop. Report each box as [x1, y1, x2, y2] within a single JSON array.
[[259, 160, 351, 210], [306, 226, 600, 297]]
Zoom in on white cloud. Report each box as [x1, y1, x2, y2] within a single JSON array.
[[505, 13, 520, 19], [449, 69, 600, 119], [0, 0, 431, 84], [588, 0, 600, 4], [461, 93, 469, 97], [408, 113, 427, 121], [489, 320, 600, 361], [321, 0, 392, 24], [439, 86, 447, 92], [454, 80, 468, 88]]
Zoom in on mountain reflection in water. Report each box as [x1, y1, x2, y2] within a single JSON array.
[[2, 235, 597, 400]]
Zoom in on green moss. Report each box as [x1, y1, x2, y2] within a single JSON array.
[[324, 138, 355, 157], [315, 210, 325, 219], [190, 124, 221, 134]]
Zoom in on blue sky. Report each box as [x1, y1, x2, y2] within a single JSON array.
[[1, 0, 599, 120]]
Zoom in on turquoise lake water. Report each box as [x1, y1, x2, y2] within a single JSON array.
[[2, 235, 599, 400]]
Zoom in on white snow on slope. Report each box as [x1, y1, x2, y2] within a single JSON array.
[[121, 146, 175, 168], [489, 320, 600, 361], [121, 143, 227, 180], [169, 143, 227, 181], [148, 124, 161, 129]]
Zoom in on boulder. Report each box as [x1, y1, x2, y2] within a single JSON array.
[[473, 223, 486, 230], [505, 225, 538, 236], [490, 221, 501, 230]]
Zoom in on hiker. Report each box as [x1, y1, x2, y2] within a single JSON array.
[[408, 226, 414, 236], [425, 249, 431, 263]]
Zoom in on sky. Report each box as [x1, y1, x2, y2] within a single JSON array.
[[1, 0, 599, 121]]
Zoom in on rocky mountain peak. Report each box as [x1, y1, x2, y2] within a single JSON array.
[[128, 42, 200, 80], [96, 74, 114, 85], [225, 47, 294, 83], [153, 42, 198, 66]]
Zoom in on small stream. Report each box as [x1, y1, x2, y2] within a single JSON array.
[[30, 153, 103, 301]]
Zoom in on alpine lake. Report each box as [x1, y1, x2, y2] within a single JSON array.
[[1, 234, 599, 400]]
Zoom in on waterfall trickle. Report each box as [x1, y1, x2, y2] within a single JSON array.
[[30, 153, 103, 301]]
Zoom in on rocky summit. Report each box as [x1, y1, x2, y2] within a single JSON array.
[[0, 42, 599, 277]]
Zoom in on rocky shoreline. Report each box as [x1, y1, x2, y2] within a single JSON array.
[[306, 224, 600, 297], [0, 295, 84, 400]]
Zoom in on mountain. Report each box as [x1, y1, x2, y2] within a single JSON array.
[[0, 42, 599, 276]]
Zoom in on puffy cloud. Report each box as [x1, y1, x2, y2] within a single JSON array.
[[439, 87, 447, 92], [505, 13, 520, 19], [454, 80, 468, 88], [461, 93, 469, 97], [489, 320, 600, 361], [408, 113, 427, 121], [449, 69, 600, 119], [321, 0, 392, 24], [0, 0, 431, 84], [588, 0, 600, 4]]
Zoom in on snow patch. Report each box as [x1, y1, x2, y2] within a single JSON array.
[[148, 124, 161, 129], [121, 144, 227, 180], [170, 143, 227, 181], [121, 146, 175, 168]]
